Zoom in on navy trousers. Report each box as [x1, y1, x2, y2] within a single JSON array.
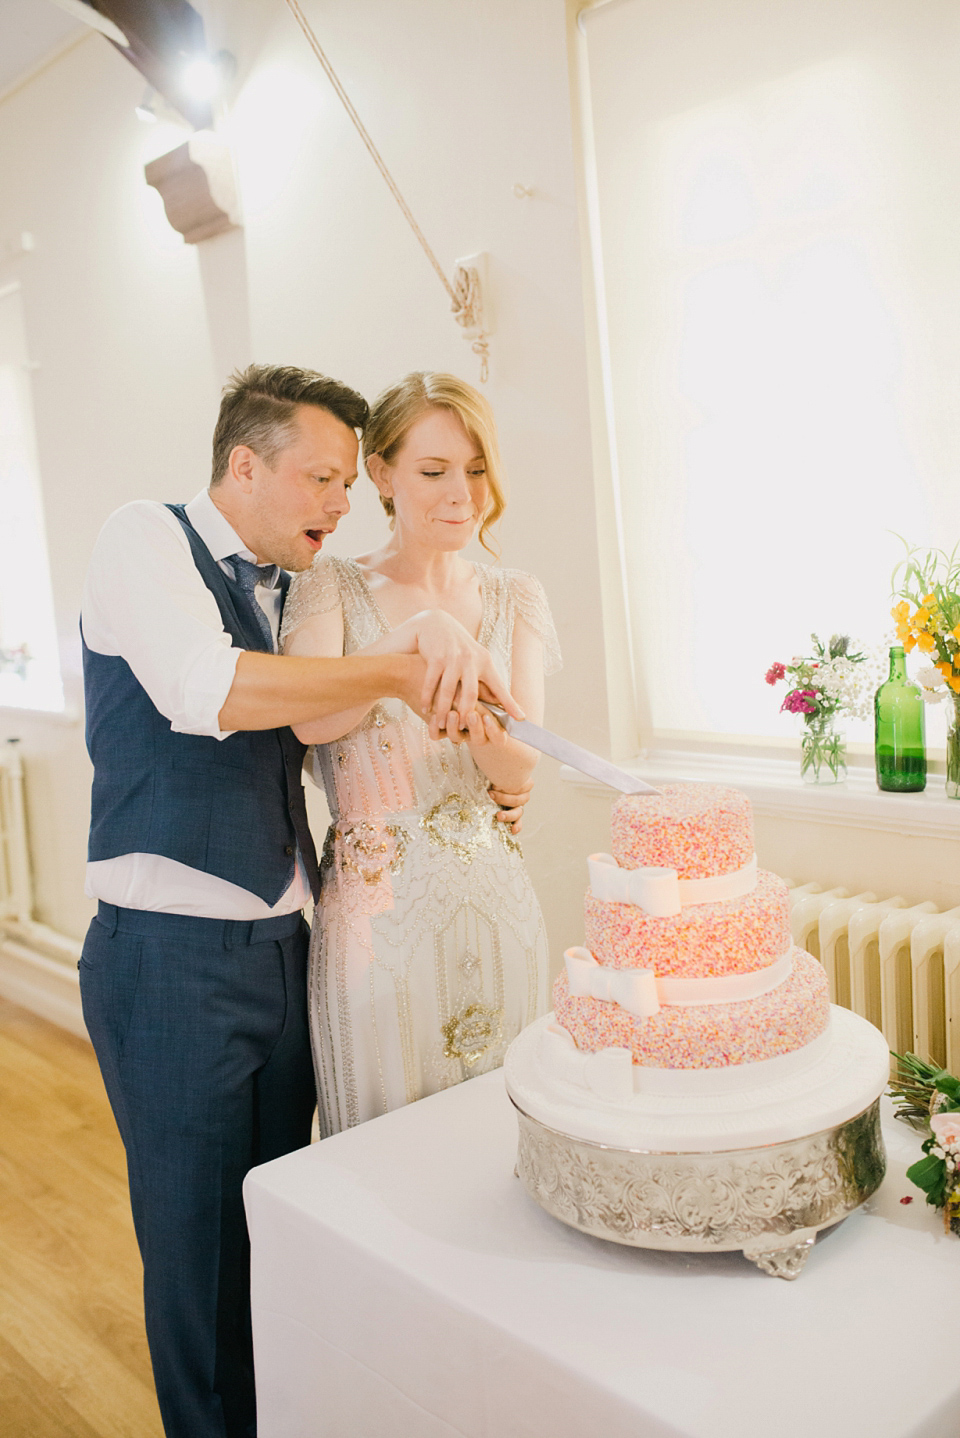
[[80, 902, 315, 1438]]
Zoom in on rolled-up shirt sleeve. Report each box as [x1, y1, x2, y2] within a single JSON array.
[[81, 502, 241, 738]]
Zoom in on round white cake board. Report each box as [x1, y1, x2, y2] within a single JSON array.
[[503, 1006, 890, 1153]]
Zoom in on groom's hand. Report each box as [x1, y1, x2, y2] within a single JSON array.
[[411, 609, 523, 739], [391, 653, 431, 721]]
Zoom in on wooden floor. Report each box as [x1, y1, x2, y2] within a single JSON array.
[[0, 999, 163, 1436]]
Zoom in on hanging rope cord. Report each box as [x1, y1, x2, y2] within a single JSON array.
[[280, 0, 489, 378]]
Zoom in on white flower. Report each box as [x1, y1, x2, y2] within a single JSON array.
[[815, 643, 882, 722], [915, 664, 951, 705]]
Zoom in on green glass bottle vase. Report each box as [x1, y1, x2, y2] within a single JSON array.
[[875, 646, 926, 792]]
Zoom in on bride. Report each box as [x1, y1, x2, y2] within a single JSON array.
[[280, 372, 560, 1136]]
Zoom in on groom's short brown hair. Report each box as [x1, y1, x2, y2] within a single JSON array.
[[211, 364, 369, 485]]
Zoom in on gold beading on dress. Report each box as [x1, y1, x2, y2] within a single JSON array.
[[420, 792, 494, 863], [441, 1002, 505, 1068]]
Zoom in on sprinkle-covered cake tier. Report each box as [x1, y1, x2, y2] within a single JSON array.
[[584, 868, 791, 978], [553, 950, 828, 1068], [610, 782, 753, 877]]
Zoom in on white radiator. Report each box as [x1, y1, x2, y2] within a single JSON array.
[[0, 739, 32, 922], [0, 739, 85, 1036], [788, 884, 960, 1074]]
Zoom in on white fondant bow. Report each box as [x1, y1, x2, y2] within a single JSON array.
[[542, 1023, 635, 1102], [587, 852, 758, 917], [564, 945, 794, 1018], [564, 946, 661, 1017]]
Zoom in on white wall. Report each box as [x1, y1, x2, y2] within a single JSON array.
[[0, 1, 608, 959]]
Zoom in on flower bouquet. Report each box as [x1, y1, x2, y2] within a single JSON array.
[[765, 634, 873, 783], [889, 1052, 960, 1235], [891, 542, 960, 797]]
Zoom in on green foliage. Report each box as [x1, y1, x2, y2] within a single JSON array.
[[890, 537, 960, 630], [906, 1151, 950, 1208]]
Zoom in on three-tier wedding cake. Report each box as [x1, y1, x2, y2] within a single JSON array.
[[504, 782, 889, 1278]]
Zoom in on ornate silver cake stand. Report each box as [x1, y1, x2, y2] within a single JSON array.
[[511, 1096, 886, 1279]]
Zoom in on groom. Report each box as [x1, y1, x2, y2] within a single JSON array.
[[79, 364, 525, 1438]]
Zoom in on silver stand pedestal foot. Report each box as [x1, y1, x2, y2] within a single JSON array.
[[742, 1229, 817, 1281]]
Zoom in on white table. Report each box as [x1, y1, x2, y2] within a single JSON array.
[[245, 1072, 960, 1438]]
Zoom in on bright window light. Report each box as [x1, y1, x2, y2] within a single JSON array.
[[0, 284, 64, 712], [582, 2, 954, 746]]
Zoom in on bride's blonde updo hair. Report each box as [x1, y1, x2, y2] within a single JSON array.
[[363, 371, 506, 555]]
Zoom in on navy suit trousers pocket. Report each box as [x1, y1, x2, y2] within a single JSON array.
[[79, 919, 143, 1060]]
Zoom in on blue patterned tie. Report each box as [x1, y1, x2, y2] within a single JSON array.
[[229, 555, 278, 651]]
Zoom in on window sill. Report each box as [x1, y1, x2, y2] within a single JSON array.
[[560, 749, 960, 841], [0, 703, 79, 727]]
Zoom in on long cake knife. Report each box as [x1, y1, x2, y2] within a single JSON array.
[[481, 704, 659, 796]]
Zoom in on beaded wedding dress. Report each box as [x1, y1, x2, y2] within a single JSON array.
[[281, 554, 560, 1137]]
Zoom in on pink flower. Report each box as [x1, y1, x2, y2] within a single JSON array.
[[930, 1112, 960, 1152], [765, 662, 786, 685], [781, 688, 820, 716]]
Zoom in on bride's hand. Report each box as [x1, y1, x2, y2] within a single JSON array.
[[489, 777, 534, 834], [409, 610, 523, 737]]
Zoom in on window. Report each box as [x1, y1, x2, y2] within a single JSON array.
[[580, 0, 954, 747], [0, 282, 64, 712]]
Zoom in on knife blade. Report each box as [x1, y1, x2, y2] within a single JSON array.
[[480, 705, 660, 796]]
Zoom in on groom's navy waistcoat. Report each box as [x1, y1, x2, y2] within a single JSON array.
[[82, 503, 320, 906]]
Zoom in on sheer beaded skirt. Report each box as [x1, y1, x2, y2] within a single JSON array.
[[282, 555, 559, 1138]]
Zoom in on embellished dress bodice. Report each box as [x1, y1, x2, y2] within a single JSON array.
[[281, 554, 559, 1136]]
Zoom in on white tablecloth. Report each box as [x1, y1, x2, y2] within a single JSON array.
[[244, 1072, 960, 1438]]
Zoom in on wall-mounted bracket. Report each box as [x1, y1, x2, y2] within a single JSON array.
[[144, 131, 241, 244]]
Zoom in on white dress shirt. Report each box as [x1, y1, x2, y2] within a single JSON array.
[[82, 489, 310, 918]]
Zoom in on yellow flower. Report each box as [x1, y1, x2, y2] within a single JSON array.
[[904, 634, 917, 652], [923, 592, 937, 607], [938, 660, 954, 680], [892, 601, 910, 622], [952, 623, 960, 644], [913, 608, 930, 631], [949, 673, 960, 694], [916, 631, 936, 653]]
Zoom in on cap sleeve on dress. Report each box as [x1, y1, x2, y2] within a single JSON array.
[[280, 553, 344, 650], [504, 569, 562, 676]]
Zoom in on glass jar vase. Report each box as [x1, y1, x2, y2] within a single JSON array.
[[800, 716, 846, 784], [947, 696, 960, 799]]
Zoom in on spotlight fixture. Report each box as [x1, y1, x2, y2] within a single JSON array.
[[181, 50, 235, 106]]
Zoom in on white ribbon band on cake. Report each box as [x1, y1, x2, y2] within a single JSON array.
[[563, 945, 794, 1019], [540, 1019, 833, 1104], [587, 852, 758, 918]]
